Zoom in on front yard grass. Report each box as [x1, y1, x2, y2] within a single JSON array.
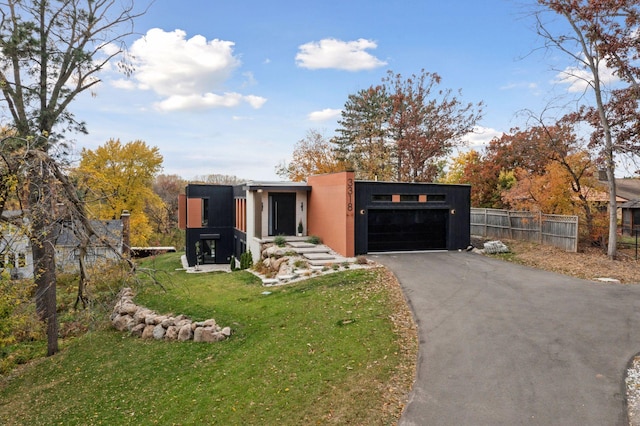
[[0, 253, 416, 425]]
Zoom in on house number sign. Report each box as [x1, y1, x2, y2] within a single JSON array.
[[347, 178, 354, 213]]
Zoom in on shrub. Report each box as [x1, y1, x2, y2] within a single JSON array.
[[306, 235, 322, 245], [274, 235, 287, 247], [230, 256, 237, 271], [240, 251, 253, 270], [0, 278, 41, 350], [293, 259, 308, 269], [356, 255, 369, 265]]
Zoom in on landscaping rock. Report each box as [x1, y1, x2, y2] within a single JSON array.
[[153, 324, 166, 340], [141, 324, 155, 339], [165, 326, 179, 340], [111, 287, 230, 343], [178, 324, 193, 341]]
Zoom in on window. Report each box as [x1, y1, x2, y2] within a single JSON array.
[[400, 194, 419, 202], [202, 198, 209, 227], [427, 194, 446, 202], [18, 253, 26, 267], [372, 194, 392, 202], [7, 253, 15, 268]]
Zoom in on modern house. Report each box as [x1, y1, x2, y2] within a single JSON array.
[[178, 171, 471, 267]]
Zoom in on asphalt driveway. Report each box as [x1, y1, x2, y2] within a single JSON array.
[[373, 251, 640, 426]]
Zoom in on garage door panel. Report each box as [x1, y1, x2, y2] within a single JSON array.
[[368, 209, 447, 252]]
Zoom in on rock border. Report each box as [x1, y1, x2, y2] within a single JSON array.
[[110, 287, 231, 342]]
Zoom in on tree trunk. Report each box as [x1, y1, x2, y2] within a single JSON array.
[[28, 161, 59, 356]]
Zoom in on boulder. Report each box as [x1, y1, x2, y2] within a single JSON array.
[[165, 325, 179, 340], [141, 324, 155, 339], [178, 324, 193, 341], [130, 323, 146, 337], [153, 324, 166, 340]]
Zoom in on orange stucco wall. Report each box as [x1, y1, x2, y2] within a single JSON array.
[[307, 171, 355, 257]]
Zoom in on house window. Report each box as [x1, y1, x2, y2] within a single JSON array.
[[0, 255, 4, 268], [372, 194, 392, 202], [202, 198, 209, 227], [7, 253, 15, 268], [18, 253, 26, 268], [400, 195, 419, 202], [427, 194, 446, 202]]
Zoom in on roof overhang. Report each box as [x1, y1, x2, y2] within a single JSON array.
[[243, 182, 311, 192]]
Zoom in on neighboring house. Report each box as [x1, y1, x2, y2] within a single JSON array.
[[0, 211, 33, 280], [178, 171, 471, 267], [0, 210, 128, 279], [55, 218, 126, 273], [616, 178, 640, 237]]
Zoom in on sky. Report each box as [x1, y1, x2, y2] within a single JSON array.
[[68, 0, 597, 181]]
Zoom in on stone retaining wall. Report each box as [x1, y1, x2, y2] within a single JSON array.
[[110, 287, 231, 342]]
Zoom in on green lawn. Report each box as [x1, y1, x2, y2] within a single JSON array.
[[0, 253, 416, 425]]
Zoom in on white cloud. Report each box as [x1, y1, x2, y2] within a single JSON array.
[[554, 61, 620, 93], [110, 79, 136, 90], [462, 126, 503, 148], [308, 108, 341, 122], [118, 28, 265, 112], [296, 38, 387, 71], [154, 92, 267, 112]]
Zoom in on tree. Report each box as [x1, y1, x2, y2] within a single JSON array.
[[276, 129, 344, 181], [0, 0, 149, 355], [385, 70, 483, 182], [332, 86, 394, 181], [536, 0, 640, 258], [77, 139, 163, 247], [333, 71, 482, 182], [191, 173, 245, 185], [149, 174, 184, 234]]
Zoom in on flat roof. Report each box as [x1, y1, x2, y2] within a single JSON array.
[[243, 181, 311, 192]]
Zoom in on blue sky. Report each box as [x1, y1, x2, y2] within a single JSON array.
[[70, 0, 590, 181]]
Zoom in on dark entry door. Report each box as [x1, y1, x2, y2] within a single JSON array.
[[368, 209, 448, 252], [269, 193, 296, 236]]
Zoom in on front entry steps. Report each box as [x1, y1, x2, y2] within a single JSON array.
[[287, 242, 351, 267], [258, 240, 359, 286]]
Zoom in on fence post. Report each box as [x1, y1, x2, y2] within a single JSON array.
[[484, 208, 487, 237], [539, 211, 543, 244]]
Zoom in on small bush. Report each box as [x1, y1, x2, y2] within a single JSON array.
[[306, 235, 322, 245], [274, 235, 287, 247], [293, 259, 308, 269], [240, 251, 253, 270], [356, 255, 369, 265], [341, 262, 351, 269], [230, 256, 237, 271]]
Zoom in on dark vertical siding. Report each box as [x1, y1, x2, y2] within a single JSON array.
[[184, 184, 235, 266]]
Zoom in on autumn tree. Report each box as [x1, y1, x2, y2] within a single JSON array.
[[145, 174, 185, 247], [385, 70, 483, 182], [191, 173, 245, 185], [333, 71, 482, 182], [76, 139, 163, 247], [536, 0, 640, 258], [276, 129, 344, 181], [0, 0, 149, 355]]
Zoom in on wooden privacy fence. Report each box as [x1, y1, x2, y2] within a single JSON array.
[[470, 208, 579, 252]]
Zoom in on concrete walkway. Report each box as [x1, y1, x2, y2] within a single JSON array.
[[373, 251, 640, 426]]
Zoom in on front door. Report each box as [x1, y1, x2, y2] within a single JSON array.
[[269, 193, 296, 236]]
